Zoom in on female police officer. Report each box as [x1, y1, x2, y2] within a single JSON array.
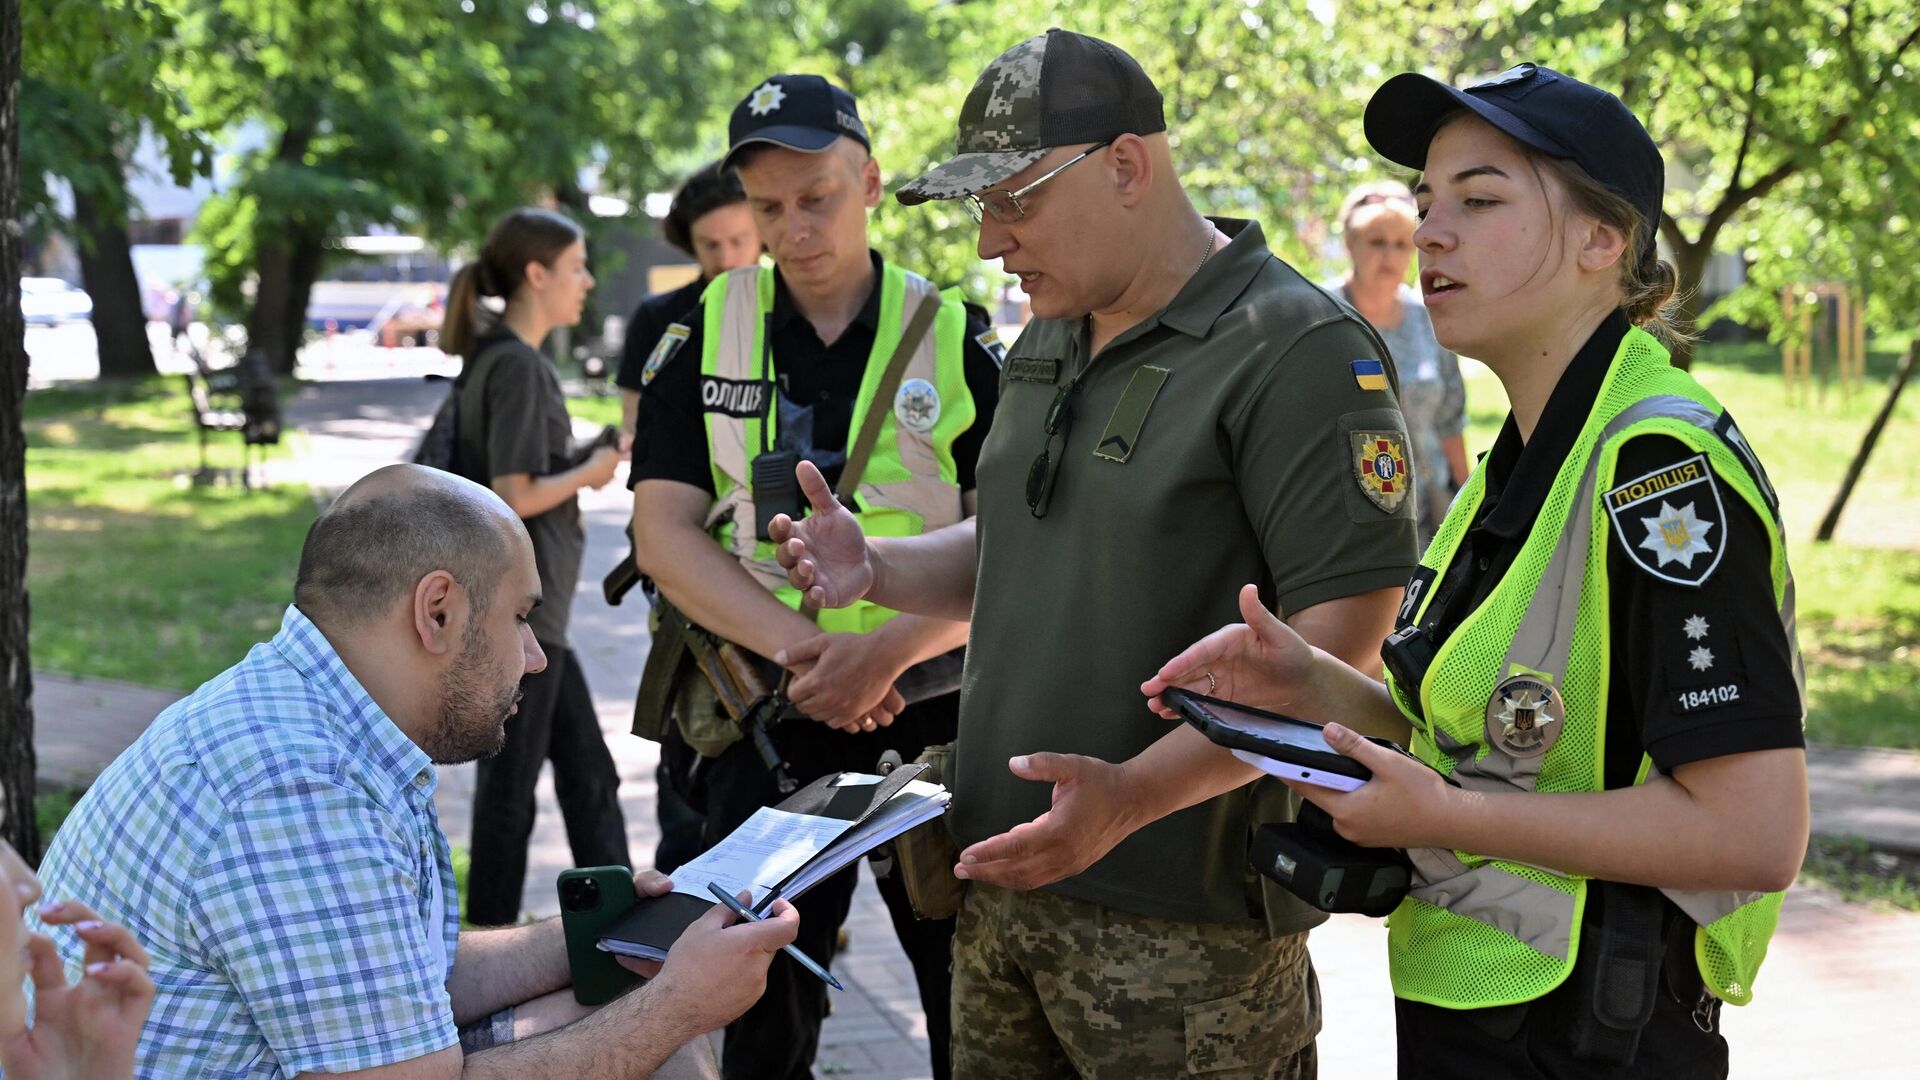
[[1144, 65, 1808, 1077]]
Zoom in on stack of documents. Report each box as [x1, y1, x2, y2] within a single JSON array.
[[599, 765, 950, 961]]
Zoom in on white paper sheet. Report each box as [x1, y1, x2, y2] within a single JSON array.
[[669, 806, 855, 902]]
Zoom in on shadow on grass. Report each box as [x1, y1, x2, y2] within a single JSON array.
[[27, 377, 316, 690]]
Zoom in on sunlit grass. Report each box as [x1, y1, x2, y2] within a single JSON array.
[[24, 378, 315, 690]]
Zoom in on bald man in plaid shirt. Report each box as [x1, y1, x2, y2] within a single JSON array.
[[27, 466, 800, 1079]]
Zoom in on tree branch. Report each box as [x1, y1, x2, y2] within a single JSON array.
[[1726, 64, 1760, 198]]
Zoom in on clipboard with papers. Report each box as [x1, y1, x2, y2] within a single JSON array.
[[597, 764, 952, 961]]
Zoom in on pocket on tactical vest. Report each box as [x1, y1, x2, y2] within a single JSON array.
[[883, 742, 968, 920]]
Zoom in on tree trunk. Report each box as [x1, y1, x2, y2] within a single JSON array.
[[279, 228, 325, 366], [1667, 239, 1714, 372], [244, 118, 315, 376], [248, 238, 299, 376], [73, 183, 156, 379], [1, 0, 43, 862]]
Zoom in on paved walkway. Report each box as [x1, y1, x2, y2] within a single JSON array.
[[30, 368, 1920, 1077]]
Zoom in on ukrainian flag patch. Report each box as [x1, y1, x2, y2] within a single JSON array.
[[1350, 358, 1389, 392]]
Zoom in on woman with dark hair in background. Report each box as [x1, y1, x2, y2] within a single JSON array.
[[441, 207, 632, 925], [615, 161, 762, 433], [1337, 179, 1470, 544]]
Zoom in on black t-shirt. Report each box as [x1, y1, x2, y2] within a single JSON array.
[[629, 251, 1003, 495], [1400, 310, 1803, 786], [614, 276, 708, 393], [459, 330, 584, 647]]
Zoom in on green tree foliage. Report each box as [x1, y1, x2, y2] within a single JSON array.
[[21, 0, 1916, 370], [21, 0, 211, 377], [1488, 0, 1920, 362]]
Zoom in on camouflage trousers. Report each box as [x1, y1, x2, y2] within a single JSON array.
[[950, 883, 1320, 1079]]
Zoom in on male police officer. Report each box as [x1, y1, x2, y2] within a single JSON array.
[[627, 75, 1002, 1080], [772, 32, 1419, 1077]]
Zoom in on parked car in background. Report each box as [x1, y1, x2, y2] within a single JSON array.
[[21, 277, 93, 324]]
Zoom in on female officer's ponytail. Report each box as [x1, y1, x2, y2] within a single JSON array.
[[439, 207, 584, 360]]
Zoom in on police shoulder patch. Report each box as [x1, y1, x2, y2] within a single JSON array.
[[641, 322, 691, 387], [1350, 430, 1411, 513], [975, 327, 1008, 369], [1604, 453, 1726, 586]]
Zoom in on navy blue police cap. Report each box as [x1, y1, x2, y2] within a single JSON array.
[[724, 75, 871, 171], [1364, 64, 1664, 269]]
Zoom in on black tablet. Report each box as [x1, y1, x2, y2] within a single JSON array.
[[1165, 688, 1373, 791]]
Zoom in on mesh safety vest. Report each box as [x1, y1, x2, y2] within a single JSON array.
[[1385, 326, 1804, 1009], [700, 262, 973, 634]]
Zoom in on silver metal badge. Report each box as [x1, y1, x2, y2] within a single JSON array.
[[1484, 674, 1564, 759], [894, 378, 940, 433]]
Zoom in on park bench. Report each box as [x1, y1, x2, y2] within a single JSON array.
[[183, 347, 282, 488]]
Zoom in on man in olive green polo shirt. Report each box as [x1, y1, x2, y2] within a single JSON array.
[[769, 30, 1417, 1077]]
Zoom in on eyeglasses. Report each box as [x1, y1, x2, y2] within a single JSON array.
[[965, 140, 1114, 225], [1025, 380, 1080, 518]]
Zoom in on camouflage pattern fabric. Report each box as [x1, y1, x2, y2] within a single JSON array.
[[897, 34, 1051, 204], [950, 884, 1321, 1078]]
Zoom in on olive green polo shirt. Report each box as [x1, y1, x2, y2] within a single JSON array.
[[951, 219, 1420, 932]]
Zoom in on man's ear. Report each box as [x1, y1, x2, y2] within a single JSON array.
[[1577, 217, 1629, 275], [413, 570, 461, 656], [858, 153, 883, 209], [1108, 135, 1153, 207]]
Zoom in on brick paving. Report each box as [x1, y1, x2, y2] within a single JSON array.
[[28, 366, 1920, 1077]]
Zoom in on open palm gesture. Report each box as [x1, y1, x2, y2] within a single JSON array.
[[769, 460, 875, 610], [1141, 584, 1319, 716]]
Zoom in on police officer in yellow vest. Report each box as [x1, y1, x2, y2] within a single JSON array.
[[628, 74, 1002, 1080], [1142, 66, 1809, 1077]]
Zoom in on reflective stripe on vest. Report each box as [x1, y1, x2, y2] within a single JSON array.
[[700, 262, 971, 632], [1386, 327, 1802, 1009]]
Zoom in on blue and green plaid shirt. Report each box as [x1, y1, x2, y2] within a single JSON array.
[[27, 606, 461, 1078]]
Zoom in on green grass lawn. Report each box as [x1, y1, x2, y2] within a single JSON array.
[[22, 343, 1920, 748], [24, 378, 316, 690], [566, 389, 623, 431], [1460, 338, 1920, 748]]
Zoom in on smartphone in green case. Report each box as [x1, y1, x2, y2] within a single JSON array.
[[558, 866, 642, 1005]]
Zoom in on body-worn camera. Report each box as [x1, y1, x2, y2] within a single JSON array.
[[1251, 802, 1411, 917], [752, 450, 805, 541], [1380, 623, 1438, 720]]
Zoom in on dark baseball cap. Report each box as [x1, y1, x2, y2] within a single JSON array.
[[1364, 64, 1664, 266], [723, 75, 871, 171], [897, 29, 1165, 205]]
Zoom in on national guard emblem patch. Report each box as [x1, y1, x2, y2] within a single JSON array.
[[1485, 673, 1564, 758], [1351, 431, 1411, 513], [641, 323, 690, 386], [1604, 454, 1726, 586], [894, 378, 941, 433]]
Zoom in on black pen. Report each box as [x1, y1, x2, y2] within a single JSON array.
[[706, 882, 844, 991]]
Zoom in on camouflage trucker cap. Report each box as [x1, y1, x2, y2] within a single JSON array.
[[896, 29, 1166, 205]]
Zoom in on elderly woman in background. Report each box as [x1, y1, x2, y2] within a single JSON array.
[[1337, 180, 1470, 541]]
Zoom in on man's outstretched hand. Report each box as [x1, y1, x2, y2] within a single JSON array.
[[951, 753, 1142, 892], [769, 460, 875, 610]]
